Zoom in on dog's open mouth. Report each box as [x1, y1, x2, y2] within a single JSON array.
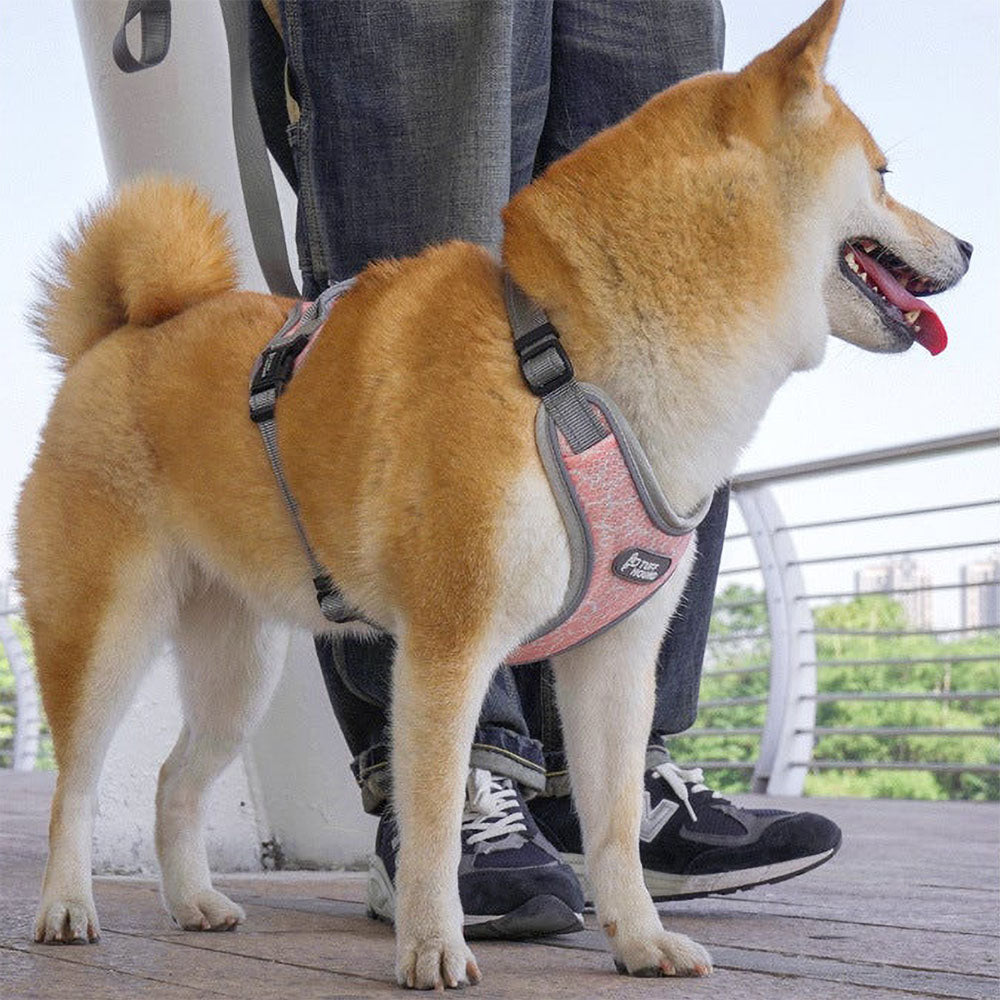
[[839, 239, 948, 355]]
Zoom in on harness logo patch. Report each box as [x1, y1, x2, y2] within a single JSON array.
[[612, 548, 672, 584]]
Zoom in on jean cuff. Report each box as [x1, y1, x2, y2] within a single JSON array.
[[350, 726, 547, 815], [351, 744, 392, 815], [469, 725, 547, 797], [539, 734, 678, 798], [530, 749, 567, 798]]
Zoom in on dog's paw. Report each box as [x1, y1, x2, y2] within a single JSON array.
[[612, 928, 712, 978], [396, 932, 481, 990], [34, 896, 101, 944], [168, 888, 245, 932]]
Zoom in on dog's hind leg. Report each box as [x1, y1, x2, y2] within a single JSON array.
[[27, 545, 182, 944], [551, 584, 713, 978], [155, 579, 284, 931], [390, 636, 498, 990]]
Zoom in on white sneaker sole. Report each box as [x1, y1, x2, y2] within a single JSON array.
[[564, 847, 838, 901]]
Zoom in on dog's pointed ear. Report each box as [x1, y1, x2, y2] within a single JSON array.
[[744, 0, 845, 111]]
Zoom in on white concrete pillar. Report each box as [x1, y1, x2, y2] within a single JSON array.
[[72, 0, 374, 871]]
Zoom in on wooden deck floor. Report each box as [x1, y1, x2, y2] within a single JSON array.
[[1, 771, 997, 1000]]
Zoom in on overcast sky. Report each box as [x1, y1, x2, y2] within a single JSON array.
[[0, 1, 996, 611]]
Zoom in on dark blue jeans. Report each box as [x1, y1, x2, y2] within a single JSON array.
[[267, 0, 727, 813]]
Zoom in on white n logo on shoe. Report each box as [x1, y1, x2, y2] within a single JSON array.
[[639, 792, 679, 843]]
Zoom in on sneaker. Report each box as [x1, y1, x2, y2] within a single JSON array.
[[367, 767, 585, 938], [529, 760, 842, 901]]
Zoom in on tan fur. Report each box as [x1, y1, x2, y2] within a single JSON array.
[[31, 176, 238, 369], [18, 0, 969, 985]]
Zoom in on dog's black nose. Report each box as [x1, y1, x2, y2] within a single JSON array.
[[956, 238, 974, 263]]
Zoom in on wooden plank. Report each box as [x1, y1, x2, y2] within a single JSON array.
[[542, 931, 998, 1000], [230, 888, 998, 979], [1, 932, 399, 999], [706, 944, 1000, 1000], [660, 884, 999, 936], [0, 944, 224, 999], [666, 910, 997, 978], [3, 772, 998, 1000]]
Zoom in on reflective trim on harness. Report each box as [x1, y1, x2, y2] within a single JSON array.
[[505, 387, 706, 665], [502, 276, 709, 664], [248, 274, 709, 644], [249, 279, 361, 623]]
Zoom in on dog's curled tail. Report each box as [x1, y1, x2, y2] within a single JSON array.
[[31, 176, 238, 369]]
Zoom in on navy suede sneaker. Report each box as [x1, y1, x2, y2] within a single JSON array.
[[367, 768, 584, 938], [530, 761, 842, 901]]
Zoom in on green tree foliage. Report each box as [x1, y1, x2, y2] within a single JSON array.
[[0, 642, 14, 768], [670, 584, 770, 791], [1, 589, 997, 797], [670, 585, 1000, 801]]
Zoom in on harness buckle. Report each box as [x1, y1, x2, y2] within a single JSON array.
[[514, 322, 575, 396], [249, 332, 311, 423]]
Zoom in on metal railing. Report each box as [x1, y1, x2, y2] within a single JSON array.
[[684, 427, 1000, 796], [0, 599, 40, 772], [3, 432, 999, 799]]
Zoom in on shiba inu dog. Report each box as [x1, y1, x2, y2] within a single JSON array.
[[18, 0, 970, 988]]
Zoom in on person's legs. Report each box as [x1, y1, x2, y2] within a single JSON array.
[[275, 0, 583, 937], [277, 0, 729, 814], [315, 633, 550, 813], [519, 0, 842, 896], [513, 0, 726, 792], [279, 0, 554, 809]]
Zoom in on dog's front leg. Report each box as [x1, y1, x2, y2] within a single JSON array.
[[390, 639, 493, 990], [551, 588, 712, 978]]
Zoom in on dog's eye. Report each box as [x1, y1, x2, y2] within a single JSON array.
[[876, 165, 890, 176]]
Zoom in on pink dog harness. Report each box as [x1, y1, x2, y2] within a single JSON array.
[[502, 278, 707, 663], [249, 275, 709, 659]]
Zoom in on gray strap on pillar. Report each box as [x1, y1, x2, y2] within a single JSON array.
[[113, 0, 171, 73], [111, 0, 301, 298], [504, 273, 607, 454]]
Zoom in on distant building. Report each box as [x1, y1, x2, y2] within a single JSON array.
[[855, 555, 934, 629], [961, 558, 1000, 629]]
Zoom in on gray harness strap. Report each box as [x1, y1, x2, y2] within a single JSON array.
[[503, 274, 607, 453], [249, 273, 709, 641], [502, 277, 711, 659], [249, 280, 359, 623]]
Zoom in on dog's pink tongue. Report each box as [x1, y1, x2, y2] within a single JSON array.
[[853, 247, 947, 355]]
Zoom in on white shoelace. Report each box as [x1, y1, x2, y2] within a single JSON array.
[[651, 761, 722, 824], [462, 768, 528, 846]]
